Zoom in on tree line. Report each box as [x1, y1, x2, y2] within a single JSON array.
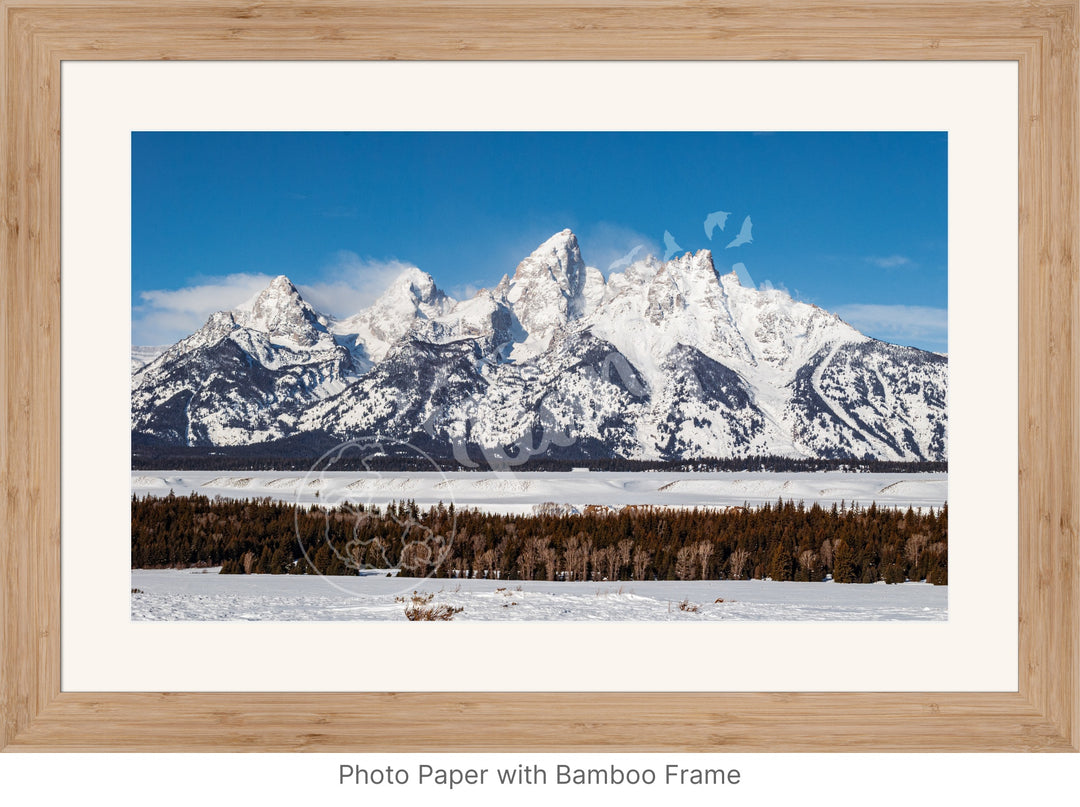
[[132, 493, 947, 584], [132, 443, 946, 474]]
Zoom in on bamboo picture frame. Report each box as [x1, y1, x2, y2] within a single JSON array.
[[1, 0, 1076, 752]]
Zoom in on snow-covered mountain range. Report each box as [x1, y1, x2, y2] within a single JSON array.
[[132, 230, 947, 462]]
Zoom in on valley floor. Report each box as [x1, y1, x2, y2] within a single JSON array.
[[130, 568, 947, 622], [131, 469, 948, 513]]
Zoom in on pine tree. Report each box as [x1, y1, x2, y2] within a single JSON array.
[[832, 541, 856, 583]]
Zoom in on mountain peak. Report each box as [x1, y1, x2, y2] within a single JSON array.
[[331, 266, 454, 365], [389, 265, 440, 301], [234, 274, 301, 312], [545, 227, 576, 246], [267, 274, 298, 293], [505, 230, 590, 345], [515, 229, 584, 280], [376, 266, 449, 313], [662, 249, 720, 288], [250, 274, 306, 309], [241, 274, 326, 346]]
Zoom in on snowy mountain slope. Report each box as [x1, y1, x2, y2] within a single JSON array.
[[785, 341, 948, 460], [132, 276, 361, 445], [331, 266, 455, 366], [640, 344, 784, 459], [131, 345, 170, 372], [132, 230, 948, 461], [298, 337, 488, 453], [448, 330, 651, 463]]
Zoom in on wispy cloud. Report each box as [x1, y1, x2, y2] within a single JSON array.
[[133, 273, 273, 345], [834, 303, 947, 351], [302, 252, 427, 319], [297, 251, 422, 318], [132, 253, 423, 345], [758, 278, 792, 296], [449, 283, 483, 301], [866, 254, 912, 269], [580, 222, 661, 275]]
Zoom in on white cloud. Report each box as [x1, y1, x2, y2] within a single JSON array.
[[580, 222, 662, 276], [867, 255, 912, 268], [449, 283, 483, 301], [834, 303, 947, 351], [606, 244, 646, 273], [297, 251, 419, 319], [132, 253, 421, 346], [133, 273, 273, 345]]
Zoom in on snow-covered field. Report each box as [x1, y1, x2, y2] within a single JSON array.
[[130, 568, 947, 621], [131, 470, 947, 513]]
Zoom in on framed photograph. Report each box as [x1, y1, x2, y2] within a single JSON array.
[[126, 127, 953, 626], [2, 1, 1076, 751]]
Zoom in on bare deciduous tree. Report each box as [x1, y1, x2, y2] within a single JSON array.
[[820, 539, 833, 570], [728, 547, 750, 580], [399, 541, 431, 575], [564, 534, 584, 582], [540, 545, 559, 581], [798, 549, 818, 578], [578, 535, 593, 582], [905, 533, 929, 566], [517, 538, 540, 580], [632, 546, 651, 580], [592, 546, 617, 580], [695, 541, 714, 579], [476, 548, 498, 579]]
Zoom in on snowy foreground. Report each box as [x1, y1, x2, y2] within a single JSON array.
[[131, 470, 947, 513], [131, 568, 947, 622]]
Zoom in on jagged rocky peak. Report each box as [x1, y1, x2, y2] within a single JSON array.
[[337, 267, 451, 327], [515, 228, 585, 286], [332, 266, 456, 365], [614, 250, 718, 292], [604, 254, 662, 302], [269, 273, 298, 292], [506, 229, 592, 339], [238, 274, 326, 347], [247, 274, 303, 312], [363, 266, 452, 322], [661, 249, 722, 288], [635, 250, 727, 326], [202, 310, 241, 339], [385, 266, 446, 308]]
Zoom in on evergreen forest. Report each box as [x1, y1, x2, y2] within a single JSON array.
[[131, 493, 948, 585]]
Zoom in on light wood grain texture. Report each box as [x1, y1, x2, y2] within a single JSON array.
[[1, 0, 1076, 752]]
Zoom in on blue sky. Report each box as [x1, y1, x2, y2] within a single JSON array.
[[132, 131, 947, 351]]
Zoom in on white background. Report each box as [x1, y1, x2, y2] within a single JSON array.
[[3, 58, 1068, 806], [5, 753, 1078, 805], [61, 61, 1017, 693]]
